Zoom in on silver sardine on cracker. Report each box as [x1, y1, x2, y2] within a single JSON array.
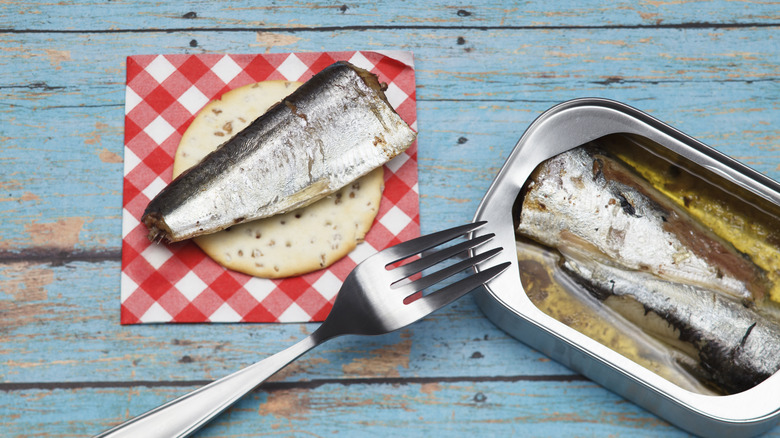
[[142, 61, 416, 242]]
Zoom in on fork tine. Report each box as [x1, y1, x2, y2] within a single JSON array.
[[379, 221, 487, 266], [390, 233, 495, 281], [394, 247, 503, 297], [410, 261, 511, 313]]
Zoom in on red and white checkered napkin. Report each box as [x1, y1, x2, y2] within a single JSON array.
[[121, 51, 419, 324]]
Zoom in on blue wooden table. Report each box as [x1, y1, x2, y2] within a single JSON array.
[[1, 2, 778, 436]]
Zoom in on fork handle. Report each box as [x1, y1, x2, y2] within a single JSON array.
[[95, 333, 322, 438]]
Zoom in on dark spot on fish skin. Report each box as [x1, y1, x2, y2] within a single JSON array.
[[189, 39, 198, 47], [473, 392, 487, 403], [568, 268, 614, 302], [284, 101, 308, 122], [470, 351, 484, 359], [372, 135, 387, 147], [182, 11, 197, 19], [294, 213, 302, 219], [592, 158, 604, 180], [457, 36, 466, 45], [457, 136, 468, 144], [683, 196, 692, 208], [179, 355, 194, 363], [738, 322, 757, 349], [617, 193, 639, 217], [457, 9, 472, 17]]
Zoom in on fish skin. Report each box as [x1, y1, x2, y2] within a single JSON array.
[[516, 146, 780, 393], [560, 255, 780, 394], [142, 61, 416, 242], [516, 146, 768, 303]]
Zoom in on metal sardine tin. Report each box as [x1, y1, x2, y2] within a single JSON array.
[[473, 99, 780, 436], [143, 61, 416, 242]]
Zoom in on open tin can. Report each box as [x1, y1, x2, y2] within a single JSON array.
[[472, 98, 780, 437]]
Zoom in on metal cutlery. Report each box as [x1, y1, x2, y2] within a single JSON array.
[[97, 221, 509, 438]]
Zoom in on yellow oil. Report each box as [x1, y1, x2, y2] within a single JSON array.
[[602, 134, 780, 306]]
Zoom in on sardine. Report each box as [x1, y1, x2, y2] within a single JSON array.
[[560, 255, 780, 394], [143, 61, 416, 242], [516, 145, 780, 393], [516, 146, 769, 304]]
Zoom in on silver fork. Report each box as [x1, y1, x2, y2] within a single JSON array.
[[96, 221, 509, 438]]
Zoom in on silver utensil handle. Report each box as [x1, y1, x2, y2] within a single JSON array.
[[95, 334, 320, 438]]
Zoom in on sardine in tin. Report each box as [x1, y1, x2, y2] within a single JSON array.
[[472, 98, 780, 437]]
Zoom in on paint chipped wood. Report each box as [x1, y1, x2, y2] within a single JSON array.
[[1, 0, 778, 436]]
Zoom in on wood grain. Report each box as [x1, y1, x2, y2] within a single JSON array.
[[1, 28, 777, 251], [3, 0, 778, 30], [2, 380, 695, 437], [1, 0, 778, 436]]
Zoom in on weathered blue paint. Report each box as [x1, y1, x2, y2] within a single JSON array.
[[2, 0, 778, 30], [2, 380, 700, 437], [1, 1, 778, 436]]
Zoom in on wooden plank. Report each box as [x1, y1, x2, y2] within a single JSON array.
[[0, 260, 561, 383], [2, 0, 778, 30], [2, 2, 779, 435], [0, 379, 714, 437], [0, 28, 777, 251]]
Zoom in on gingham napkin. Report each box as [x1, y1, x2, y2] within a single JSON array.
[[121, 51, 419, 324]]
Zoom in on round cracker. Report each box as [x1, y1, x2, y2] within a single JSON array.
[[173, 80, 384, 278]]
